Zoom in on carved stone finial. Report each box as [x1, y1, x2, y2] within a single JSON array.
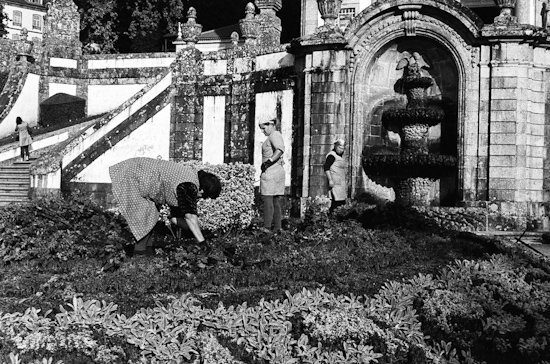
[[181, 7, 203, 46], [16, 28, 34, 63], [316, 0, 343, 33], [19, 28, 29, 42], [231, 31, 239, 46], [245, 2, 255, 19], [186, 7, 197, 23], [176, 22, 183, 41], [239, 2, 259, 45]]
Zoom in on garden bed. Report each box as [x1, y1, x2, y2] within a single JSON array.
[[0, 195, 549, 363]]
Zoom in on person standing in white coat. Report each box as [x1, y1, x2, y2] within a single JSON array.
[[15, 117, 32, 161]]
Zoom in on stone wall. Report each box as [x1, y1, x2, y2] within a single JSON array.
[[306, 50, 349, 198], [23, 45, 299, 208], [485, 43, 549, 207]]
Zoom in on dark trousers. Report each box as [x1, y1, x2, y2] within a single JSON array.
[[263, 195, 282, 230], [20, 146, 29, 160], [329, 198, 346, 215], [135, 230, 154, 251]]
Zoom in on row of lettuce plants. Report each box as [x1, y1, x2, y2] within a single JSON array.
[[2, 251, 548, 364]]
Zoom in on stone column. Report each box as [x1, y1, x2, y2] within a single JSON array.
[[307, 49, 349, 197], [256, 0, 282, 46], [301, 0, 319, 37], [514, 0, 531, 24], [488, 42, 543, 205]]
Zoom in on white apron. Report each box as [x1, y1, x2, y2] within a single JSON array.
[[326, 150, 347, 201], [260, 130, 285, 196]]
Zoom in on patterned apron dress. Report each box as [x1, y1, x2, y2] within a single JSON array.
[[109, 157, 199, 241]]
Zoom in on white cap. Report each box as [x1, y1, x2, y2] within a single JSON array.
[[334, 139, 345, 146]]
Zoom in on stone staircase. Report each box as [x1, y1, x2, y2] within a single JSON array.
[[0, 161, 31, 206]]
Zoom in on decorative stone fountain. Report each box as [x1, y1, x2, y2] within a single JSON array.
[[363, 51, 457, 206]]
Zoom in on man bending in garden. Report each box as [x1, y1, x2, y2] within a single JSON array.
[[109, 157, 222, 256]]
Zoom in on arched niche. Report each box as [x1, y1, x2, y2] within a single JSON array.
[[345, 1, 481, 205], [359, 38, 459, 205]]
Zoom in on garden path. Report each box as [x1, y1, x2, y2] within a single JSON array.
[[477, 231, 550, 258]]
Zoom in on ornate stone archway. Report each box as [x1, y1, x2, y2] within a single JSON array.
[[344, 0, 483, 205]]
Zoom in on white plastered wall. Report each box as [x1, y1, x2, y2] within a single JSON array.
[[0, 73, 40, 138], [74, 104, 171, 183], [202, 96, 226, 165], [49, 83, 77, 97], [87, 84, 146, 116]]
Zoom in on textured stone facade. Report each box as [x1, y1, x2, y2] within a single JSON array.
[[287, 0, 550, 221]]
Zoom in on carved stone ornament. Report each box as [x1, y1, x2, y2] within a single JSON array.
[[43, 0, 80, 42], [255, 0, 282, 14], [230, 31, 239, 46], [239, 2, 260, 42], [398, 5, 422, 37], [181, 7, 203, 46], [493, 0, 518, 26], [316, 0, 343, 32], [16, 28, 34, 63]]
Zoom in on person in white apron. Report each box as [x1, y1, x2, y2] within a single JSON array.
[[324, 139, 348, 214], [259, 119, 285, 232]]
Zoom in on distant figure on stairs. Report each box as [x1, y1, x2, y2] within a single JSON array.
[[15, 116, 32, 161]]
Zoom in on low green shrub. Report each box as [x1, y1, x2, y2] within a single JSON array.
[[0, 192, 130, 266], [417, 254, 550, 364], [178, 161, 256, 233]]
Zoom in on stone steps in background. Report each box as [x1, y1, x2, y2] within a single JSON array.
[[0, 161, 30, 206]]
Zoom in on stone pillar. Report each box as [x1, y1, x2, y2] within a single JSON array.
[[307, 49, 349, 197], [488, 42, 543, 204], [256, 0, 282, 46], [466, 44, 492, 202], [515, 0, 531, 24], [301, 0, 319, 37]]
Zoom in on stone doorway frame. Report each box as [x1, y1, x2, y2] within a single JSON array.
[[344, 0, 483, 205]]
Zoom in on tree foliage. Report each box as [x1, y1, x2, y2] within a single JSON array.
[[74, 0, 300, 54], [0, 3, 8, 39]]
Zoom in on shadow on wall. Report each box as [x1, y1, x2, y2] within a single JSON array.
[[39, 93, 86, 128]]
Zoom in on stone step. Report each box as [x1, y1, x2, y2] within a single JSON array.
[[0, 197, 30, 206], [0, 161, 31, 205], [0, 184, 29, 193]]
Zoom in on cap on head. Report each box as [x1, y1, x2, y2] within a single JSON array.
[[334, 139, 345, 146], [259, 118, 277, 127]]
